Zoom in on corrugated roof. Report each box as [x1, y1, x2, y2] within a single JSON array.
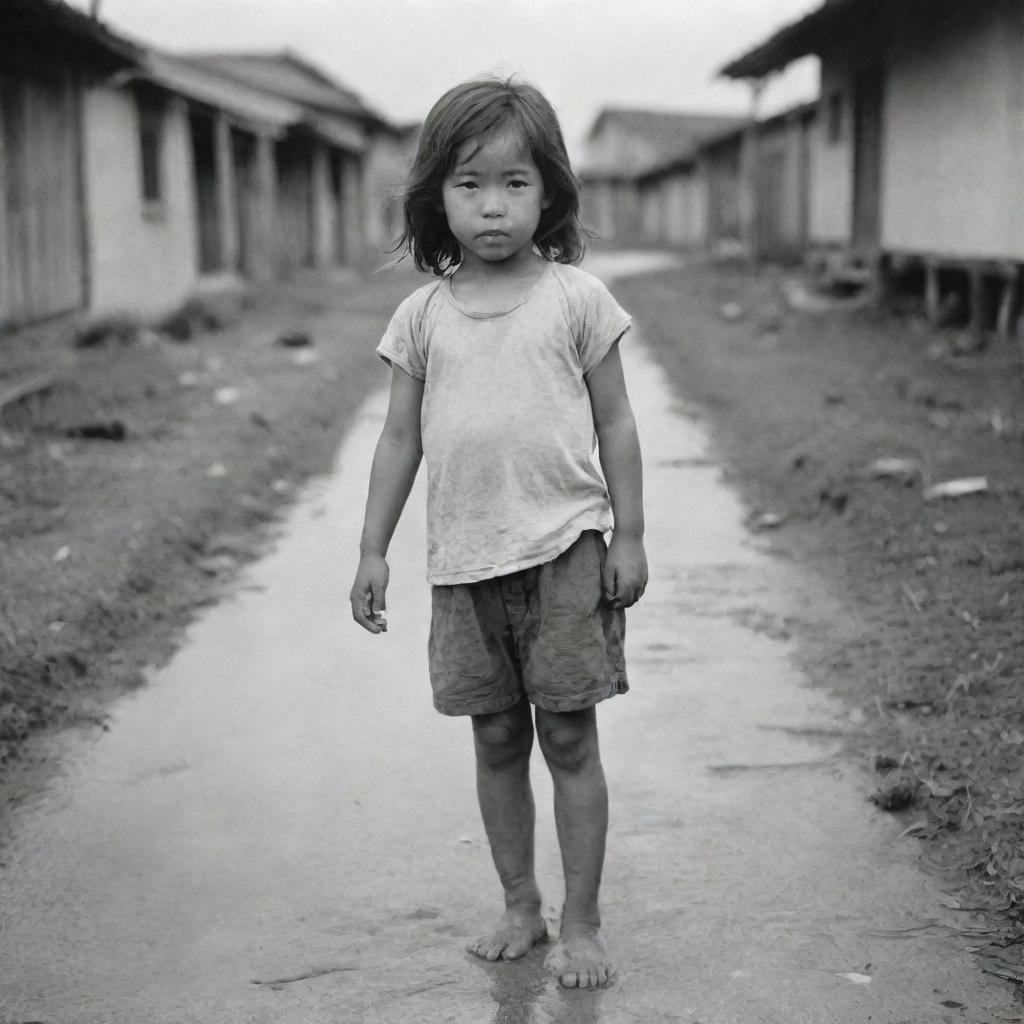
[[581, 108, 747, 180], [3, 0, 140, 70]]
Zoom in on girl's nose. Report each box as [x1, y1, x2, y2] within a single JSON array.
[[481, 189, 507, 216]]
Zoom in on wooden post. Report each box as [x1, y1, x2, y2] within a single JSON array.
[[996, 263, 1018, 342], [213, 113, 239, 273], [250, 132, 278, 283], [969, 264, 986, 343], [310, 141, 334, 269], [924, 258, 940, 326], [340, 153, 363, 268], [740, 79, 764, 269]]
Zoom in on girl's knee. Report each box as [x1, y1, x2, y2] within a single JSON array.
[[537, 710, 598, 773], [472, 706, 533, 769]]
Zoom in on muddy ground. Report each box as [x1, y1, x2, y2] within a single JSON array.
[[0, 267, 417, 782], [1, 255, 1022, 974], [615, 262, 1024, 962]]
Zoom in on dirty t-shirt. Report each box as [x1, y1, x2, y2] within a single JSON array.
[[376, 261, 631, 586]]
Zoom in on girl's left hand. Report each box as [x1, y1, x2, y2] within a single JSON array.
[[603, 533, 648, 609]]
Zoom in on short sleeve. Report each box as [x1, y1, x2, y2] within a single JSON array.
[[575, 276, 632, 375], [376, 292, 427, 381]]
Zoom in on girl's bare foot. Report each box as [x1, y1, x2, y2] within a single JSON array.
[[466, 905, 548, 961], [545, 921, 614, 988]]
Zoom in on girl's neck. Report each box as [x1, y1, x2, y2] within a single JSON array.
[[450, 250, 548, 312]]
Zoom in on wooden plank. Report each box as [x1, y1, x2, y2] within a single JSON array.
[[968, 266, 986, 341], [924, 259, 940, 326], [0, 372, 56, 412], [0, 72, 9, 325], [996, 264, 1018, 341]]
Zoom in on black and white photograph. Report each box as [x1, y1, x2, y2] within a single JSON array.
[[2, 1, 1023, 1021]]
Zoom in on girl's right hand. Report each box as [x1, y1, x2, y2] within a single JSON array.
[[350, 553, 390, 634]]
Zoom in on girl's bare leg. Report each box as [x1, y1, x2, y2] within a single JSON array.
[[467, 701, 548, 961], [536, 705, 614, 989]]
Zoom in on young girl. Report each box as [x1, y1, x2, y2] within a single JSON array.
[[349, 76, 646, 990]]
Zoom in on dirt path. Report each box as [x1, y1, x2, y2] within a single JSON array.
[[614, 258, 1024, 979], [0, 253, 1016, 1023], [1, 268, 417, 786]]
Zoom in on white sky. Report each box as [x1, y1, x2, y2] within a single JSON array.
[[69, 0, 821, 155]]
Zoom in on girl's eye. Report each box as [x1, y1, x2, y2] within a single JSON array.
[[508, 180, 528, 189], [457, 181, 478, 190]]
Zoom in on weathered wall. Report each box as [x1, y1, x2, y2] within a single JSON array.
[[654, 172, 706, 247], [808, 53, 852, 246], [83, 87, 198, 319], [882, 4, 1024, 260], [757, 114, 811, 259]]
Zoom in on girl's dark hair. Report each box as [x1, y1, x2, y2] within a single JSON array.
[[398, 77, 586, 275]]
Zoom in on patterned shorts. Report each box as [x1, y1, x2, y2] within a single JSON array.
[[428, 531, 629, 716]]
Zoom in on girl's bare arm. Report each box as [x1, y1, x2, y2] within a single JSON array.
[[586, 341, 647, 608], [350, 367, 424, 633]]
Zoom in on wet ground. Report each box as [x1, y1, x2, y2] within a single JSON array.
[[0, 254, 1011, 1023]]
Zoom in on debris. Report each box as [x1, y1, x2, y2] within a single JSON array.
[[836, 972, 872, 985], [277, 330, 312, 348], [214, 386, 240, 406], [823, 391, 845, 405], [159, 310, 194, 341], [719, 301, 744, 321], [871, 774, 918, 811], [65, 420, 127, 442], [978, 956, 1024, 984], [750, 511, 785, 530], [270, 478, 290, 495], [73, 315, 139, 348], [867, 457, 919, 480], [0, 373, 55, 413], [53, 545, 71, 563], [292, 349, 320, 367], [900, 581, 923, 613], [178, 371, 200, 388], [819, 486, 849, 514], [781, 278, 870, 314], [206, 462, 227, 478], [922, 477, 988, 501], [195, 554, 236, 577]]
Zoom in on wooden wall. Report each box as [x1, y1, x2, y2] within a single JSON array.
[[0, 65, 86, 326]]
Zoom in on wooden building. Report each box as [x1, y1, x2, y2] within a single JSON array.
[[3, 4, 408, 328], [698, 102, 816, 264], [186, 52, 402, 274], [0, 0, 138, 328], [579, 109, 745, 247], [721, 0, 1024, 336]]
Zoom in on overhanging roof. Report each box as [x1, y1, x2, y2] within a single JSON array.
[[3, 0, 140, 71], [134, 52, 302, 134], [580, 108, 747, 181], [719, 0, 866, 79]]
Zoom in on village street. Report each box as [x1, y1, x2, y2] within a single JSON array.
[[0, 253, 1013, 1024]]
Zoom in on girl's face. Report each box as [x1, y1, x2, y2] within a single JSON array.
[[441, 128, 550, 271]]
